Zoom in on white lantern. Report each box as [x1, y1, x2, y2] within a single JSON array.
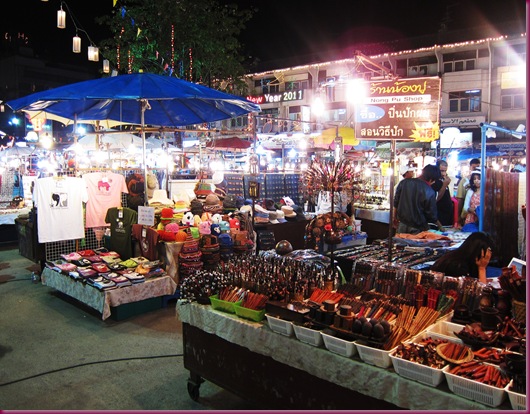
[[103, 59, 110, 73], [88, 46, 99, 62], [72, 35, 81, 53], [57, 8, 66, 29]]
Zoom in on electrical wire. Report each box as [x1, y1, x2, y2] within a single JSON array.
[[0, 354, 184, 387], [0, 278, 33, 283]]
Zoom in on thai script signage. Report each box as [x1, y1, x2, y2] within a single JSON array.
[[355, 77, 441, 142]]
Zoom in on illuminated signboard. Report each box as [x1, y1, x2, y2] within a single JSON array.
[[246, 90, 304, 105], [355, 77, 441, 142]]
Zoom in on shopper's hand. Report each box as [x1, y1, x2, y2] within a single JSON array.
[[443, 176, 451, 186]]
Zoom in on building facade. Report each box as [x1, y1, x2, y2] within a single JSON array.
[[239, 33, 526, 153]]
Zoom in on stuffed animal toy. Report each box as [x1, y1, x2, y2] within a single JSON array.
[[229, 218, 240, 230], [198, 220, 211, 235], [210, 223, 221, 236], [219, 220, 230, 233], [201, 212, 213, 223], [189, 226, 200, 239], [193, 214, 202, 227], [211, 213, 222, 224], [182, 211, 194, 226]]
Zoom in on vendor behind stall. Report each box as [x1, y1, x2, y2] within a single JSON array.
[[430, 231, 494, 283]]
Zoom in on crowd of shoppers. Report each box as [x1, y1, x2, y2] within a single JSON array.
[[394, 157, 485, 235]]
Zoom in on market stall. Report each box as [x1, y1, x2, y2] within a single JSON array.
[[177, 302, 513, 410], [42, 267, 177, 320]]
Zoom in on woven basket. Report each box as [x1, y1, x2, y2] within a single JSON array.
[[436, 342, 474, 364], [512, 299, 526, 323]]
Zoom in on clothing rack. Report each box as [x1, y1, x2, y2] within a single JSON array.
[[40, 168, 148, 262]]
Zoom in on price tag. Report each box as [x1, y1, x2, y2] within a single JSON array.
[[118, 209, 123, 219], [138, 206, 155, 226], [142, 227, 147, 238]]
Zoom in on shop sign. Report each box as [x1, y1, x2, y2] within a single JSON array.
[[246, 90, 304, 105], [441, 116, 485, 128], [355, 77, 441, 142]]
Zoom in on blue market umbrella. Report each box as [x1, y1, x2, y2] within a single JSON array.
[[7, 73, 261, 201], [7, 73, 260, 127]]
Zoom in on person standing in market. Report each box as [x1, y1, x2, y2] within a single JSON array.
[[392, 165, 416, 228], [394, 164, 444, 234], [456, 158, 480, 224], [461, 171, 482, 232], [431, 159, 454, 227]]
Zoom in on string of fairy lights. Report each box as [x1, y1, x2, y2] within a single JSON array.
[[40, 0, 186, 77]]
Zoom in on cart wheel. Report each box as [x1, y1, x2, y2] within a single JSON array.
[[187, 382, 200, 401]]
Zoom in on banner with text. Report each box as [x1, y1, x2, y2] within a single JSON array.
[[355, 76, 441, 142]]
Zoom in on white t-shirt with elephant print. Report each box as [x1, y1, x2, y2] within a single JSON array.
[[34, 176, 89, 243]]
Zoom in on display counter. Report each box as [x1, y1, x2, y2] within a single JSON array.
[[42, 267, 177, 320], [255, 219, 309, 251], [177, 302, 506, 410], [0, 207, 30, 225], [355, 207, 391, 242], [1, 208, 31, 244], [15, 218, 45, 262]]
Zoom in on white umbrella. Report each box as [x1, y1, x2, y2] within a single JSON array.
[[145, 136, 174, 149], [24, 110, 128, 129], [1, 145, 36, 157], [66, 129, 151, 151]]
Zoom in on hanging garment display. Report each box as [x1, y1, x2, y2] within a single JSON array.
[[83, 172, 128, 228], [34, 176, 89, 243], [105, 207, 138, 260]]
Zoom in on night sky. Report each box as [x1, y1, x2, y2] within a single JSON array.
[[2, 0, 527, 71]]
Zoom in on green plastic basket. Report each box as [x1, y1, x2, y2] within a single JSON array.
[[209, 294, 242, 314], [234, 304, 266, 322]]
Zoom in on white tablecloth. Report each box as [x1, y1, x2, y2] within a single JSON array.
[[177, 302, 500, 410], [43, 267, 177, 320]]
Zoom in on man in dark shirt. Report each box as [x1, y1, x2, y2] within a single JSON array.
[[394, 164, 444, 234], [431, 159, 454, 226]]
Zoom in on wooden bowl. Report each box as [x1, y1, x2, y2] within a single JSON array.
[[436, 342, 474, 364]]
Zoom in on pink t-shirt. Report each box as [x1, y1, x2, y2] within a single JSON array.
[[84, 172, 128, 228]]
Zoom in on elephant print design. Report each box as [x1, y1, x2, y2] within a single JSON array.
[[50, 192, 68, 208], [98, 180, 111, 192]]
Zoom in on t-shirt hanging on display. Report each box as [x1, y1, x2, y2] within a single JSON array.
[[105, 207, 138, 260], [83, 172, 128, 228], [132, 223, 160, 261], [34, 176, 89, 243]]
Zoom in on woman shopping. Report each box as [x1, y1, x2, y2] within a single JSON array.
[[461, 171, 481, 232]]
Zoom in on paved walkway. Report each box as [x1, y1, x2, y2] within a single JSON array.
[[0, 246, 259, 410]]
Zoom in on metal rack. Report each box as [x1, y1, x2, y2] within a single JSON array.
[[41, 168, 143, 262]]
